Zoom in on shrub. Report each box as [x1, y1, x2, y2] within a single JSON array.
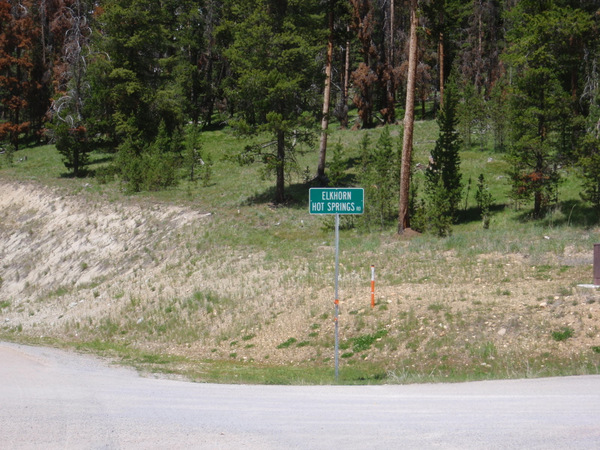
[[53, 122, 91, 177], [328, 141, 347, 187], [277, 338, 297, 349], [95, 165, 119, 184], [116, 136, 178, 193], [351, 329, 388, 353], [475, 173, 493, 229], [357, 128, 399, 230], [551, 327, 574, 341]]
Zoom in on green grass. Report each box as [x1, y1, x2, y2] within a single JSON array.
[[277, 338, 297, 349], [3, 117, 600, 384], [4, 122, 595, 237], [349, 329, 388, 353], [551, 327, 575, 342]]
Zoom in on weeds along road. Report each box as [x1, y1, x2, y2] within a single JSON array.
[[1, 342, 599, 449]]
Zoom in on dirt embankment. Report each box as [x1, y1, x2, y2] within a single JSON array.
[[0, 180, 210, 333], [2, 179, 600, 375]]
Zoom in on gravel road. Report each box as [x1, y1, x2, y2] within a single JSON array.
[[1, 341, 599, 449]]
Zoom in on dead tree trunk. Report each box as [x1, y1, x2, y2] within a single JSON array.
[[398, 0, 418, 234], [317, 0, 335, 184]]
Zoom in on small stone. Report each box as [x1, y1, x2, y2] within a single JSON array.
[[498, 328, 507, 336]]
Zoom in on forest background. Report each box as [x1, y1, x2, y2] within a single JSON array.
[[1, 0, 600, 231]]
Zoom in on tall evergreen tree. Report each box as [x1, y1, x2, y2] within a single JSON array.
[[426, 81, 462, 219], [223, 0, 323, 203], [94, 0, 182, 142], [577, 35, 600, 210], [50, 0, 92, 177], [0, 0, 36, 151], [86, 0, 200, 189], [316, 0, 335, 184], [503, 4, 590, 217], [350, 0, 378, 128], [358, 126, 399, 229]]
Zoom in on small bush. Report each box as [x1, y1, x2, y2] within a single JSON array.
[[2, 144, 14, 166], [352, 329, 388, 353], [53, 122, 91, 177], [95, 165, 119, 184], [551, 327, 574, 341], [328, 141, 347, 187], [356, 128, 399, 230], [277, 337, 297, 349], [475, 173, 493, 229], [428, 302, 444, 312], [116, 136, 178, 193]]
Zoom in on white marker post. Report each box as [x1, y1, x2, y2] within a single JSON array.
[[309, 188, 364, 381]]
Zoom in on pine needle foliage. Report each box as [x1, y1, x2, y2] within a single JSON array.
[[422, 82, 462, 236]]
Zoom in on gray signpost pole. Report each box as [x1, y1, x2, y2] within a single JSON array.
[[334, 213, 340, 380], [308, 187, 364, 382]]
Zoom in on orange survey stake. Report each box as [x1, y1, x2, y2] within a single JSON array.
[[370, 265, 375, 308]]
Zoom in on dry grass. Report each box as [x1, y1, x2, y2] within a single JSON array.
[[1, 178, 600, 383]]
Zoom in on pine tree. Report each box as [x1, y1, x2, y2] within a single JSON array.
[[328, 141, 347, 188], [426, 82, 462, 219], [223, 0, 323, 204], [350, 0, 379, 129], [475, 174, 493, 229], [503, 4, 590, 217], [87, 0, 197, 190], [50, 0, 92, 177], [426, 177, 453, 237], [316, 0, 335, 184], [0, 0, 36, 151], [358, 127, 399, 230], [579, 46, 600, 211]]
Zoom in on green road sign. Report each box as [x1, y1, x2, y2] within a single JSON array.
[[309, 188, 364, 215]]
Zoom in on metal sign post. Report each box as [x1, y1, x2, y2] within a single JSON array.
[[334, 213, 340, 380], [309, 188, 364, 381]]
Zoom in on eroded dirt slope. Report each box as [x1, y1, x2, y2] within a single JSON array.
[[0, 180, 211, 330], [2, 179, 600, 375]]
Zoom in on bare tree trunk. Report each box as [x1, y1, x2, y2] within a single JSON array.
[[276, 130, 286, 204], [389, 0, 394, 63], [384, 0, 396, 124], [317, 0, 334, 184], [439, 30, 444, 108], [340, 27, 351, 129], [398, 0, 418, 234]]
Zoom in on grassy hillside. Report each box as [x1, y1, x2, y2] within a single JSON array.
[[1, 120, 600, 384]]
